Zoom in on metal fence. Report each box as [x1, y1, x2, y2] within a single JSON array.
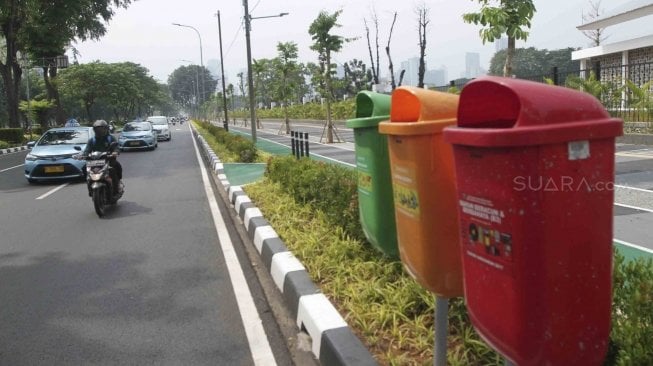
[[433, 62, 653, 123]]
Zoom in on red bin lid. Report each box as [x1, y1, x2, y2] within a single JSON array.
[[443, 76, 623, 147]]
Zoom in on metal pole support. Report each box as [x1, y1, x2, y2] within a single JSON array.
[[434, 296, 448, 366]]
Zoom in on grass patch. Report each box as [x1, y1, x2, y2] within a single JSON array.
[[245, 179, 503, 365]]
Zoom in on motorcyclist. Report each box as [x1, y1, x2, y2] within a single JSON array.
[[81, 120, 123, 195]]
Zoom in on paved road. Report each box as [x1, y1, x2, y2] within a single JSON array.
[[0, 125, 305, 365], [228, 119, 653, 259]]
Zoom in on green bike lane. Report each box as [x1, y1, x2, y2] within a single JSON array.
[[221, 127, 653, 262]]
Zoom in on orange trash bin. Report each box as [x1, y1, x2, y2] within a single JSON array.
[[378, 86, 463, 298]]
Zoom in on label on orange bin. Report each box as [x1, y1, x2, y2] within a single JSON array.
[[459, 194, 514, 276], [391, 164, 420, 219]]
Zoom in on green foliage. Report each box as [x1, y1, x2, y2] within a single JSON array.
[[462, 0, 536, 44], [489, 47, 580, 78], [58, 61, 164, 122], [254, 99, 356, 121], [564, 72, 623, 107], [625, 80, 653, 121], [265, 156, 364, 241], [0, 140, 9, 149], [606, 252, 653, 365], [0, 128, 26, 143], [195, 121, 258, 163], [19, 99, 55, 126]]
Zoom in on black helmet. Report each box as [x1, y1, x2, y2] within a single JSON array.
[[93, 120, 109, 138]]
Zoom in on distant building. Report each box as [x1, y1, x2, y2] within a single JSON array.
[[424, 66, 447, 87], [465, 52, 483, 78], [399, 57, 421, 86], [495, 37, 509, 53]]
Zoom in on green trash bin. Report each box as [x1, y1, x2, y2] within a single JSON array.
[[346, 91, 398, 258]]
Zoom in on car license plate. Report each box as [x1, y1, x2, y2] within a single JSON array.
[[44, 165, 64, 173], [129, 141, 140, 146]]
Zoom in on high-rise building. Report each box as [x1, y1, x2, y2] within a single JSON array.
[[465, 52, 482, 79], [495, 37, 508, 53], [399, 57, 421, 86], [424, 66, 447, 87]]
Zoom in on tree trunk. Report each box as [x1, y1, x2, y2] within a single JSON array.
[[325, 52, 333, 143], [43, 66, 66, 125], [386, 12, 399, 91], [0, 64, 21, 128], [504, 36, 516, 77]]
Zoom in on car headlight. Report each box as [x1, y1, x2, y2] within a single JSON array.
[[118, 135, 126, 140], [25, 153, 38, 161]]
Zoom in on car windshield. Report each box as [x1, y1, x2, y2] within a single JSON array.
[[37, 129, 89, 145], [123, 122, 151, 131], [147, 117, 168, 125]]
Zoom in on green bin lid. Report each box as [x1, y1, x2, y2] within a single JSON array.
[[346, 91, 391, 129]]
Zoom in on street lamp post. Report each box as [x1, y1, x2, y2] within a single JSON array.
[[173, 23, 205, 118], [242, 0, 288, 142], [216, 11, 229, 131]]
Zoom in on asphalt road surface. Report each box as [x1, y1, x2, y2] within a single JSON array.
[[0, 125, 306, 365]]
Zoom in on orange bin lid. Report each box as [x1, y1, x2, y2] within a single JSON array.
[[379, 86, 459, 136]]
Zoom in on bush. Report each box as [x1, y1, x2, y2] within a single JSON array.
[[0, 140, 9, 149], [196, 121, 258, 163], [265, 155, 364, 241], [606, 252, 653, 365], [0, 128, 25, 143]]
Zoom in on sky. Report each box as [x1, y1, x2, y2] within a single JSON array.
[[69, 0, 653, 86]]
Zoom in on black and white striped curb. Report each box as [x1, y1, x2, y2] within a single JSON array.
[[0, 146, 27, 155], [194, 130, 377, 366]]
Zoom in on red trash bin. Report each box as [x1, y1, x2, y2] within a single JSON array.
[[443, 76, 623, 366]]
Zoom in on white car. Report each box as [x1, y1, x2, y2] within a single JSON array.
[[147, 116, 171, 141]]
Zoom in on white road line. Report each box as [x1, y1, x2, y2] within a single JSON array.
[[190, 129, 277, 366], [614, 238, 653, 255], [615, 184, 653, 193], [0, 164, 23, 173], [615, 202, 653, 214], [615, 152, 653, 158], [36, 183, 69, 200]]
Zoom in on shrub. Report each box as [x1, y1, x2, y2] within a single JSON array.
[[0, 140, 9, 149], [265, 155, 364, 241], [606, 252, 653, 365], [196, 121, 257, 163], [0, 128, 25, 143]]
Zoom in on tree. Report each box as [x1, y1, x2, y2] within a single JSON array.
[[58, 61, 162, 122], [582, 0, 608, 47], [386, 12, 400, 90], [364, 9, 381, 85], [416, 3, 429, 88], [309, 10, 352, 143], [488, 47, 580, 81], [272, 42, 299, 134], [463, 0, 536, 77], [0, 0, 133, 128], [343, 59, 373, 95]]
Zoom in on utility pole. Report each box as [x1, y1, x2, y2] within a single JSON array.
[[216, 10, 229, 131], [243, 0, 257, 142]]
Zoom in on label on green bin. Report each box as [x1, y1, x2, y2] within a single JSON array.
[[358, 171, 372, 193]]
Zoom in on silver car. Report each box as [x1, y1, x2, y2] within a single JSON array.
[[147, 116, 172, 141], [118, 121, 158, 151]]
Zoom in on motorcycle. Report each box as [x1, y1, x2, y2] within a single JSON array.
[[81, 145, 123, 217]]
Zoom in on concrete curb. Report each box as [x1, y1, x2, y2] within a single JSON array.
[[193, 130, 377, 366], [0, 145, 28, 155]]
